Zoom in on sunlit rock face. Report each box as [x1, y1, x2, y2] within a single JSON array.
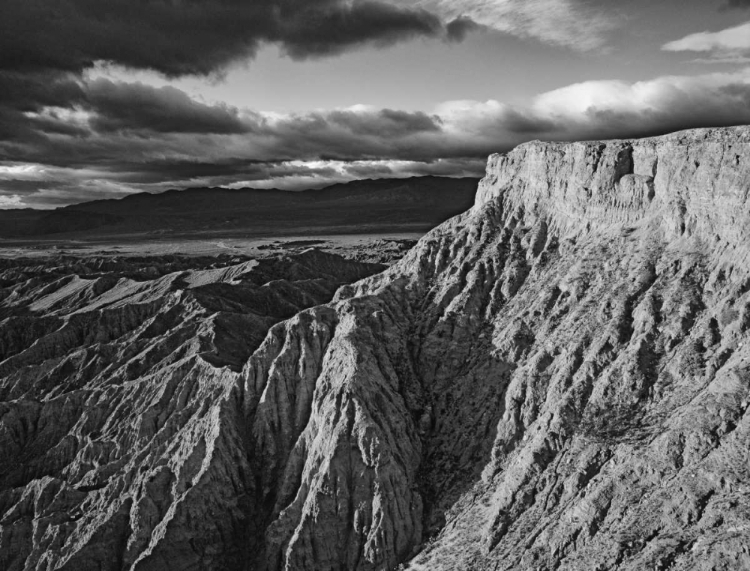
[[2, 126, 750, 571]]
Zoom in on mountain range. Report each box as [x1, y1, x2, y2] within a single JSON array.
[[0, 177, 479, 239]]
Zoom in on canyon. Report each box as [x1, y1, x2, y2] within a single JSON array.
[[2, 126, 750, 570]]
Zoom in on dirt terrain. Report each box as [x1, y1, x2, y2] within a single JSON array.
[[0, 234, 421, 266]]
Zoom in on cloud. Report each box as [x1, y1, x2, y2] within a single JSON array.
[[663, 21, 750, 62], [307, 106, 441, 138], [0, 0, 474, 165], [272, 2, 446, 60], [0, 162, 145, 208], [529, 69, 750, 139], [416, 0, 619, 51], [723, 0, 750, 8], [85, 79, 251, 134], [0, 0, 461, 78], [2, 68, 750, 208], [445, 17, 480, 42], [222, 158, 487, 190], [0, 194, 25, 209]]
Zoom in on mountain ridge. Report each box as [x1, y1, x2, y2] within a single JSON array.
[[0, 176, 479, 238]]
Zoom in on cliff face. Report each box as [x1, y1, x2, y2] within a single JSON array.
[[2, 127, 750, 571], [476, 128, 750, 243]]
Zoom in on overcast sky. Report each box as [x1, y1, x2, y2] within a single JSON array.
[[1, 0, 749, 209]]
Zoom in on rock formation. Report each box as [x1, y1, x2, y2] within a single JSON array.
[[0, 249, 385, 570], [2, 126, 750, 570]]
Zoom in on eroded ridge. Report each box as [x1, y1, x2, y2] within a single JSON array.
[[0, 250, 386, 570]]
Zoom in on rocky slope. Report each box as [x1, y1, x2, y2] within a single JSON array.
[[0, 249, 385, 570], [2, 126, 750, 570]]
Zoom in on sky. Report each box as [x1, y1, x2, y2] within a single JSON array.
[[1, 0, 750, 209]]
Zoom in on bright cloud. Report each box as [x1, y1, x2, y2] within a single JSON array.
[[427, 67, 750, 145], [0, 164, 44, 177], [0, 194, 25, 209], [663, 21, 750, 62], [525, 67, 750, 139]]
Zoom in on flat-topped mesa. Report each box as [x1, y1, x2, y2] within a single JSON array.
[[475, 126, 750, 243]]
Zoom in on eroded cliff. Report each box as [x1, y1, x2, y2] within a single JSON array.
[[2, 127, 750, 570], [0, 250, 386, 570]]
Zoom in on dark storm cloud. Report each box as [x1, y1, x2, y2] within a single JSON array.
[[0, 86, 450, 168], [273, 2, 444, 59], [722, 0, 750, 8], [500, 109, 559, 135], [0, 0, 261, 76], [0, 0, 454, 77], [325, 108, 441, 137], [0, 0, 469, 167], [0, 70, 86, 141], [0, 71, 84, 111], [85, 79, 251, 134], [246, 106, 451, 162], [0, 179, 60, 192], [446, 17, 480, 42], [106, 158, 273, 184]]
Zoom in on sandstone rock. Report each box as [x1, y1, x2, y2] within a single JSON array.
[[0, 250, 385, 570]]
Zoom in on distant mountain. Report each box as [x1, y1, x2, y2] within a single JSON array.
[[0, 176, 479, 238]]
